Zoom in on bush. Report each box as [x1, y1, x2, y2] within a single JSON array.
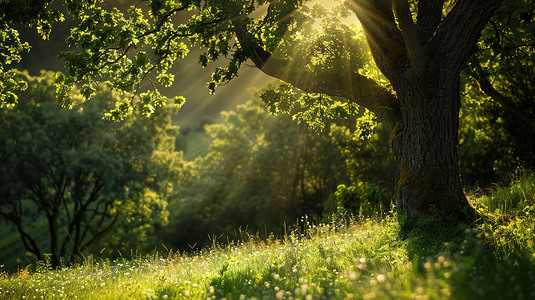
[[324, 182, 392, 218]]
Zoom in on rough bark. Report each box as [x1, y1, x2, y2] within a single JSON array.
[[390, 70, 468, 218], [416, 0, 445, 41]]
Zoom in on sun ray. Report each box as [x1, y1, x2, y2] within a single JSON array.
[[347, 1, 398, 30]]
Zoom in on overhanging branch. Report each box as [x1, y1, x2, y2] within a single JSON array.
[[236, 31, 401, 129]]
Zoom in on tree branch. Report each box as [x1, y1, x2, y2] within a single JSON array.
[[76, 212, 119, 257], [431, 0, 502, 74], [14, 220, 42, 261], [416, 0, 444, 42], [0, 209, 41, 258], [348, 0, 405, 78], [393, 0, 426, 75], [471, 66, 535, 132], [236, 31, 401, 129], [138, 4, 188, 39]]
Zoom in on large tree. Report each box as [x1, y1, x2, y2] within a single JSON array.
[[0, 0, 512, 219]]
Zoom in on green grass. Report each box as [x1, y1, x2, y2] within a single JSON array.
[[1, 176, 535, 299]]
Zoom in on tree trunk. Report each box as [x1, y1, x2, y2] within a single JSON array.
[[48, 216, 60, 268], [390, 70, 473, 220]]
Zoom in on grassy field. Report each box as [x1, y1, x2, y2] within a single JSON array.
[[1, 176, 534, 299]]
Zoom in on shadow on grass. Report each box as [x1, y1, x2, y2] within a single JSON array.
[[400, 215, 535, 300]]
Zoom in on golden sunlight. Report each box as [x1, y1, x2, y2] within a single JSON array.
[[305, 0, 360, 27]]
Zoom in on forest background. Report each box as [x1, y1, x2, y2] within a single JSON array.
[[0, 0, 534, 273]]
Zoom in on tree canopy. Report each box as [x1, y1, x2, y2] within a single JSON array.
[[2, 0, 417, 120]]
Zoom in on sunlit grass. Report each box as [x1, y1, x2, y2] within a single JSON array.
[[470, 172, 535, 264], [1, 176, 535, 299]]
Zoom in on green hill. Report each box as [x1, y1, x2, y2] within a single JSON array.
[[1, 176, 534, 299]]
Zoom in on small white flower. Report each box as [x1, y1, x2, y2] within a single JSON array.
[[376, 274, 386, 283]]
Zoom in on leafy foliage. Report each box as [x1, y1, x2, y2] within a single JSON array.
[[163, 97, 351, 249], [460, 0, 535, 184], [324, 182, 391, 218], [2, 0, 378, 121], [260, 82, 361, 132], [0, 0, 72, 108], [0, 71, 185, 266], [0, 27, 30, 108]]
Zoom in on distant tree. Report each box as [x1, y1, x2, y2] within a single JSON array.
[[94, 93, 189, 257], [164, 98, 347, 249], [3, 0, 527, 221], [0, 71, 183, 267]]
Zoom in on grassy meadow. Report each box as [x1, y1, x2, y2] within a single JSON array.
[[1, 175, 535, 299], [1, 1, 533, 299]]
